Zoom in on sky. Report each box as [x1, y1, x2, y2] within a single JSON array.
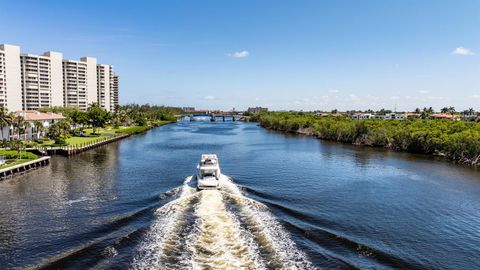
[[1, 0, 479, 111]]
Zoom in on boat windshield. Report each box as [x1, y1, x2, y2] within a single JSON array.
[[201, 158, 217, 166]]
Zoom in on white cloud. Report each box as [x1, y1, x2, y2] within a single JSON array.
[[452, 47, 474, 56], [203, 95, 215, 100], [419, 90, 428, 94], [328, 89, 340, 93], [472, 94, 480, 99], [227, 50, 249, 58]]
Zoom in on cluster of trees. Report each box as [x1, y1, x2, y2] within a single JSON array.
[[254, 112, 480, 165], [0, 103, 180, 147], [0, 108, 47, 157], [39, 104, 179, 144]]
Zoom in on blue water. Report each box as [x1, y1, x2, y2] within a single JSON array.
[[0, 121, 479, 269]]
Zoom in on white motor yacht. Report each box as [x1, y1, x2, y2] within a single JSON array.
[[197, 154, 221, 190]]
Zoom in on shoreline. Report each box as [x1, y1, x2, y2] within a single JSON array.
[[31, 121, 176, 157], [259, 124, 479, 167], [0, 156, 50, 179]]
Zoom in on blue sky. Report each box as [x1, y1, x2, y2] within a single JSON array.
[[1, 0, 479, 111]]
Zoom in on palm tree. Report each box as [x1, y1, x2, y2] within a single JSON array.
[[448, 106, 456, 119], [11, 114, 25, 140], [23, 121, 31, 141], [0, 107, 12, 140], [441, 107, 449, 113], [33, 120, 44, 139]]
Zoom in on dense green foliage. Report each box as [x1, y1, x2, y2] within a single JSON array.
[[0, 149, 37, 160], [115, 126, 150, 135], [255, 112, 480, 165], [40, 103, 179, 130], [87, 104, 110, 134]]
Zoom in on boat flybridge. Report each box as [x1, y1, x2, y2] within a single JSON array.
[[197, 154, 222, 190]]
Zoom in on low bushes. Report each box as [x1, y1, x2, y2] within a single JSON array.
[[150, 120, 174, 126], [115, 126, 150, 135], [256, 112, 480, 165], [0, 150, 38, 160]]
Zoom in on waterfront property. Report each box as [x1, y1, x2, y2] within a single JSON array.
[[1, 121, 480, 269], [0, 43, 119, 112], [0, 156, 49, 179], [0, 110, 65, 140]]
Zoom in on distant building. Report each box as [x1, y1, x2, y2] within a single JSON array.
[[182, 107, 195, 112], [352, 113, 373, 120], [373, 113, 407, 120], [247, 107, 268, 114], [430, 113, 459, 120]]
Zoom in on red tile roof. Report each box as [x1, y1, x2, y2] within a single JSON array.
[[16, 111, 65, 121]]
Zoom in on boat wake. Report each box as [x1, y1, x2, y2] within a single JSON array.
[[131, 176, 315, 269]]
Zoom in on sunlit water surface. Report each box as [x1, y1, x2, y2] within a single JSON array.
[[1, 121, 480, 269]]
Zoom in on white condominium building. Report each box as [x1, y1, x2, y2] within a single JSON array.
[[0, 44, 22, 112], [63, 60, 88, 111], [20, 51, 63, 110], [97, 64, 112, 111], [0, 43, 118, 112], [80, 57, 98, 106], [111, 73, 119, 111]]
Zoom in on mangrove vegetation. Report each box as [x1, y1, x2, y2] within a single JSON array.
[[253, 112, 480, 166]]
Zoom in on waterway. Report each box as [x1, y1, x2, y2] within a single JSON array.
[[0, 121, 479, 269]]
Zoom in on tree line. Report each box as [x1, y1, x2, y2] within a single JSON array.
[[253, 112, 480, 166], [0, 104, 180, 147]]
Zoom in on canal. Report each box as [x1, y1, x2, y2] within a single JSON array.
[[0, 121, 479, 269]]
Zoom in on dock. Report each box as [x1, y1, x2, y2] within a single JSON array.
[[30, 133, 131, 157], [0, 156, 51, 179]]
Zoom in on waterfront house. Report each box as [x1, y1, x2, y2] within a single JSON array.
[[0, 111, 65, 140], [351, 113, 373, 120], [429, 113, 459, 120]]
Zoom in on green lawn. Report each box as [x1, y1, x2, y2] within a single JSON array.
[[35, 136, 107, 147], [82, 126, 131, 135], [35, 124, 166, 148], [65, 136, 108, 146], [0, 150, 39, 170], [150, 120, 174, 126], [0, 159, 36, 170]]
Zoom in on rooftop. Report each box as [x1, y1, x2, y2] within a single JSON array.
[[16, 111, 65, 121]]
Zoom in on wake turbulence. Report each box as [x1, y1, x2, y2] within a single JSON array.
[[131, 155, 315, 270]]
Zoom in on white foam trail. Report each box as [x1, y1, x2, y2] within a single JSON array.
[[131, 175, 316, 270], [189, 190, 266, 269], [224, 193, 316, 269], [131, 178, 198, 270]]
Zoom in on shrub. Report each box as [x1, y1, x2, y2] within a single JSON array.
[[256, 112, 480, 165], [0, 150, 37, 160], [115, 126, 149, 135]]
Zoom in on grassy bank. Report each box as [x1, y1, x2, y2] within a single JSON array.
[[32, 123, 174, 149], [0, 150, 38, 170], [150, 120, 175, 126], [255, 112, 480, 166], [115, 126, 150, 134]]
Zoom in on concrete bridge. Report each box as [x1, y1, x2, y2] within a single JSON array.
[[183, 112, 245, 122]]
